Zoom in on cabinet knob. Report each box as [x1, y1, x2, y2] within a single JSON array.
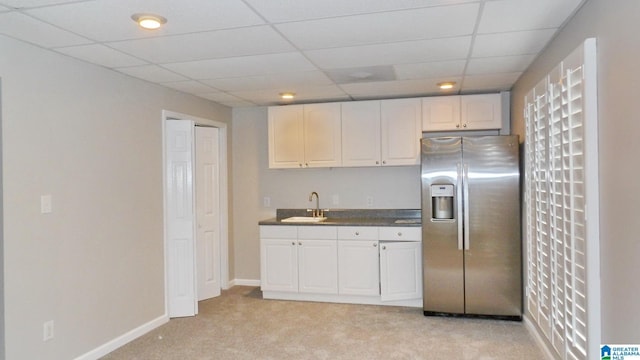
[[456, 124, 460, 128], [382, 160, 386, 165], [382, 246, 386, 250], [373, 243, 377, 247], [305, 163, 309, 167], [397, 232, 402, 236], [298, 242, 302, 245], [292, 242, 295, 245], [299, 163, 303, 168], [463, 123, 467, 128], [355, 232, 360, 236], [375, 161, 379, 165]]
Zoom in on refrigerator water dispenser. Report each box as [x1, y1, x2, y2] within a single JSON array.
[[431, 184, 454, 220]]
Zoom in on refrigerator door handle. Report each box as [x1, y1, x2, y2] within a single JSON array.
[[457, 163, 464, 250], [463, 163, 470, 250]]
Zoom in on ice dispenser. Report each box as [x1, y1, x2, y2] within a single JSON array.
[[431, 184, 454, 220]]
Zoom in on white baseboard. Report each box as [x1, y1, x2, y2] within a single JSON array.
[[229, 278, 260, 287], [73, 314, 169, 360], [523, 315, 558, 360]]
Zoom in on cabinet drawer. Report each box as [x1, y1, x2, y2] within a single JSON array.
[[337, 226, 378, 240], [379, 227, 421, 241], [260, 225, 297, 239], [298, 226, 337, 240]]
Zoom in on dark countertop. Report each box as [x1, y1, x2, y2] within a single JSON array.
[[258, 208, 422, 227]]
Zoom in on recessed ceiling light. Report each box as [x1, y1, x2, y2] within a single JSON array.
[[437, 81, 456, 90], [280, 92, 295, 100], [131, 13, 167, 30]]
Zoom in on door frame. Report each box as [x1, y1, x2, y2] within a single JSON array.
[[162, 110, 229, 317]]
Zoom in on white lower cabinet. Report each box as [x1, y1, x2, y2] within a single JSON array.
[[380, 241, 422, 301], [298, 239, 338, 294], [260, 225, 422, 307], [260, 225, 338, 294], [337, 227, 379, 296]]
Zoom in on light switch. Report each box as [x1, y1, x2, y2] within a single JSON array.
[[41, 195, 52, 214]]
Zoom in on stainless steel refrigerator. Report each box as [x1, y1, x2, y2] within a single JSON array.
[[421, 136, 521, 320]]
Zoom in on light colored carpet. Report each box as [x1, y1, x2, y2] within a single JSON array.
[[101, 286, 544, 360]]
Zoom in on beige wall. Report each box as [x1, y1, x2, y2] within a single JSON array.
[[0, 35, 231, 359], [511, 0, 640, 343], [231, 106, 421, 281]]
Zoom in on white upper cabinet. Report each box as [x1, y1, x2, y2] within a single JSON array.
[[303, 103, 342, 168], [269, 93, 504, 168], [381, 98, 422, 166], [341, 101, 382, 167], [268, 105, 304, 168], [422, 96, 461, 131], [268, 103, 341, 169], [460, 94, 502, 131], [422, 93, 502, 132], [342, 99, 421, 167]]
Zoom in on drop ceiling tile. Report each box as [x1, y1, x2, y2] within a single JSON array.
[[342, 78, 462, 99], [163, 52, 318, 80], [0, 5, 10, 11], [478, 0, 584, 33], [161, 80, 218, 94], [276, 4, 479, 50], [108, 26, 293, 64], [461, 72, 522, 92], [472, 29, 556, 58], [0, 0, 82, 8], [394, 60, 466, 80], [197, 92, 255, 107], [245, 0, 477, 22], [55, 44, 147, 68], [305, 36, 471, 69], [25, 0, 265, 42], [466, 54, 536, 75], [201, 71, 333, 92], [0, 12, 90, 47], [116, 65, 188, 83]]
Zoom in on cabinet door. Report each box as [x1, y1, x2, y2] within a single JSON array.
[[304, 103, 342, 167], [298, 239, 338, 294], [338, 240, 380, 296], [380, 242, 422, 301], [268, 105, 304, 168], [380, 98, 422, 166], [422, 96, 461, 131], [460, 93, 502, 130], [341, 101, 382, 167], [260, 238, 298, 292]]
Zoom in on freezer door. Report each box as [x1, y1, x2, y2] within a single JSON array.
[[462, 136, 521, 317], [421, 137, 464, 314]]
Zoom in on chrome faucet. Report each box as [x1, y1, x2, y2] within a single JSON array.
[[308, 191, 322, 217]]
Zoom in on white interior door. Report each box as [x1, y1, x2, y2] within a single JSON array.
[[165, 120, 197, 317], [195, 126, 221, 301]]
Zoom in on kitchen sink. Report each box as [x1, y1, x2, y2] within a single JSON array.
[[281, 216, 327, 223]]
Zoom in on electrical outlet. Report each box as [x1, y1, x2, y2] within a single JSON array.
[[43, 320, 54, 341], [263, 197, 271, 207], [40, 195, 52, 214], [366, 196, 374, 207]]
